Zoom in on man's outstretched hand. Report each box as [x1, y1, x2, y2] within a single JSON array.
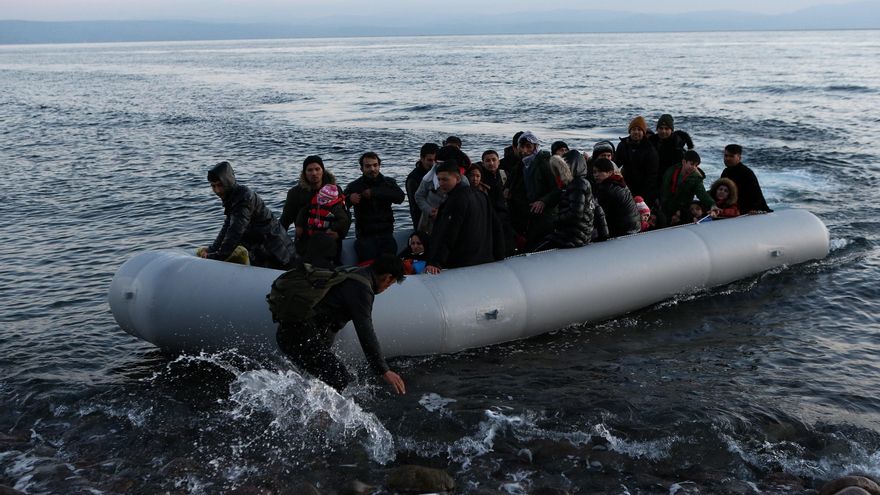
[[382, 370, 406, 395]]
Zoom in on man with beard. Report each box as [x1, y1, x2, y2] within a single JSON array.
[[344, 152, 406, 263], [280, 155, 338, 231]]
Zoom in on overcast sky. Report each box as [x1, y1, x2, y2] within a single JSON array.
[[0, 0, 863, 22]]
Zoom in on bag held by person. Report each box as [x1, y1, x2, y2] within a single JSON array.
[[266, 262, 370, 323]]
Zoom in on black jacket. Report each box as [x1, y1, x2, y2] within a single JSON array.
[[616, 137, 660, 207], [720, 162, 771, 214], [405, 161, 431, 228], [545, 176, 594, 248], [343, 173, 406, 237], [649, 130, 694, 186], [208, 162, 294, 268], [594, 175, 640, 238], [500, 145, 520, 173], [428, 182, 505, 269], [315, 267, 389, 375]]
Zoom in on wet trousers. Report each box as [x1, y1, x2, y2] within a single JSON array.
[[275, 318, 353, 391]]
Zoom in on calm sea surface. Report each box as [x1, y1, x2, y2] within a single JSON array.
[[1, 31, 879, 494]]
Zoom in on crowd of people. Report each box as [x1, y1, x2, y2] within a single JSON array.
[[200, 114, 772, 274], [198, 114, 773, 394]]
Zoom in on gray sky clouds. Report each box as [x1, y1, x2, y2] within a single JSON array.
[[0, 0, 864, 21]]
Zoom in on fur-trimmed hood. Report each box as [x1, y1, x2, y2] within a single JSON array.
[[710, 177, 739, 207]]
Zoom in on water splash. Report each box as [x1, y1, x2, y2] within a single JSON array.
[[721, 430, 880, 481], [148, 351, 397, 466], [591, 423, 678, 461], [830, 237, 853, 251], [227, 368, 396, 464], [419, 392, 457, 413]]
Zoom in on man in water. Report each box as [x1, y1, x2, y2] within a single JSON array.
[[275, 254, 407, 394], [201, 161, 294, 269], [344, 152, 406, 263], [721, 144, 771, 214]]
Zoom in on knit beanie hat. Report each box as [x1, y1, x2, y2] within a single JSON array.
[[551, 141, 569, 155], [634, 196, 651, 215], [303, 155, 325, 171], [316, 184, 339, 205], [629, 116, 648, 133], [592, 140, 615, 155], [657, 114, 674, 130]]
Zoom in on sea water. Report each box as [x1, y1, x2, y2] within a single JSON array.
[[1, 30, 879, 493]]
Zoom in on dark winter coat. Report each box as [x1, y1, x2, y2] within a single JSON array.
[[507, 151, 562, 248], [343, 173, 406, 238], [616, 137, 660, 207], [294, 194, 351, 258], [594, 175, 640, 238], [545, 176, 595, 249], [405, 160, 431, 227], [279, 171, 337, 231], [500, 145, 520, 173], [428, 182, 505, 269], [720, 162, 771, 214], [207, 161, 294, 268], [649, 130, 694, 186]]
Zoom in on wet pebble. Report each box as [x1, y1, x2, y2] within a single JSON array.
[[386, 465, 455, 493], [763, 471, 805, 492], [340, 480, 372, 495], [0, 432, 29, 450], [528, 439, 580, 465], [819, 475, 880, 495], [717, 479, 760, 495], [531, 486, 570, 495]]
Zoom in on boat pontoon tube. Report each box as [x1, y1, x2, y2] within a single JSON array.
[[109, 209, 830, 360]]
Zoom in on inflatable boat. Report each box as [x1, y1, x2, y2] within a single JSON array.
[[109, 209, 829, 361]]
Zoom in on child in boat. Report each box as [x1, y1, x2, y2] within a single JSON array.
[[688, 200, 708, 223], [399, 231, 429, 274], [709, 178, 741, 219], [295, 184, 350, 267], [633, 196, 653, 232]]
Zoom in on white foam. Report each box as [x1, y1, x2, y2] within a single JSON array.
[[419, 392, 457, 413], [228, 368, 396, 464], [722, 431, 880, 481], [830, 238, 853, 251], [592, 423, 678, 461]]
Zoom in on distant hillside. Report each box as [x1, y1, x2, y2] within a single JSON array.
[[1, 2, 878, 44]]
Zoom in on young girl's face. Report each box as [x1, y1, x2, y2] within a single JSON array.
[[716, 185, 729, 202], [689, 203, 704, 218], [640, 212, 650, 223], [468, 169, 482, 188], [409, 235, 425, 254]]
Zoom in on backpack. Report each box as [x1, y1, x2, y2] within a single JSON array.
[[266, 262, 371, 323]]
